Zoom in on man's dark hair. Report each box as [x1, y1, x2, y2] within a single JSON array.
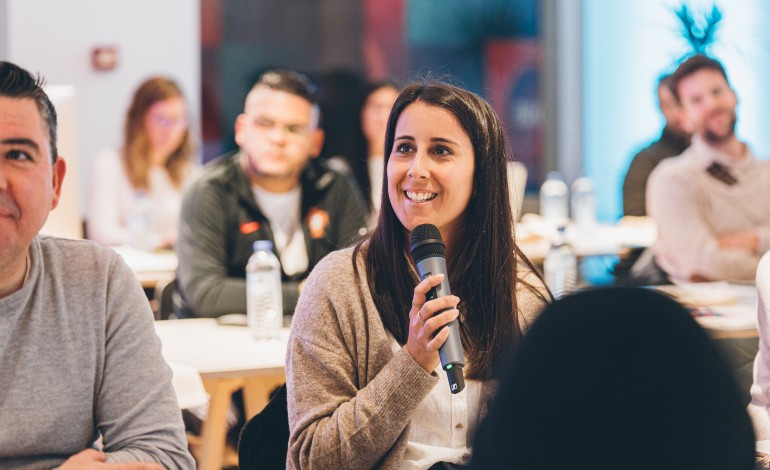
[[657, 73, 674, 94], [0, 61, 58, 162], [670, 54, 730, 102], [252, 69, 319, 105]]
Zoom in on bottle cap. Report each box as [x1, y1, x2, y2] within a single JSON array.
[[253, 240, 273, 252], [572, 176, 594, 192]]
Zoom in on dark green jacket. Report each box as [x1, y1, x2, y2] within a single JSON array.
[[176, 152, 368, 318], [622, 127, 690, 216]]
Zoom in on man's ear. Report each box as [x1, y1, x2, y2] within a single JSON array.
[[234, 113, 247, 147], [50, 157, 67, 210], [309, 128, 325, 159]]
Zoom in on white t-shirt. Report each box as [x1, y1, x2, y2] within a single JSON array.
[[252, 185, 308, 276]]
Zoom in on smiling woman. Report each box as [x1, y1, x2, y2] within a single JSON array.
[[284, 80, 549, 469], [387, 101, 475, 250]]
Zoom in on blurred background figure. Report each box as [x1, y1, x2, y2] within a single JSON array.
[[344, 80, 399, 221], [472, 287, 755, 470], [319, 77, 400, 224], [88, 76, 198, 250], [647, 54, 770, 284], [622, 73, 691, 217], [175, 69, 368, 320], [748, 251, 770, 439], [613, 74, 691, 285]]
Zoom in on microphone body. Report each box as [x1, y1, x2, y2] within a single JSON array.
[[410, 224, 465, 394]]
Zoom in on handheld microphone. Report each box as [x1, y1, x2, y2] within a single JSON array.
[[409, 223, 465, 394]]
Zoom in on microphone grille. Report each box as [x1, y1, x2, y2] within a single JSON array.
[[410, 224, 446, 262]]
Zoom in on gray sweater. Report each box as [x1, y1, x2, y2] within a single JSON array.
[[0, 236, 194, 469], [286, 245, 548, 469]]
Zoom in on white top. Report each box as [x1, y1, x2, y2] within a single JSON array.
[[749, 252, 770, 439], [252, 184, 308, 276], [88, 148, 198, 250], [368, 155, 385, 215], [388, 336, 478, 469]]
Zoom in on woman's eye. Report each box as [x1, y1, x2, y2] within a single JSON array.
[[395, 143, 412, 153], [434, 146, 451, 156]]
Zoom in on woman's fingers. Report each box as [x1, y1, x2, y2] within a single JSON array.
[[407, 273, 461, 372], [418, 296, 459, 324], [410, 273, 445, 314], [424, 309, 459, 350]]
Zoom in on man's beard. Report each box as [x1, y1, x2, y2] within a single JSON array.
[[702, 111, 737, 146]]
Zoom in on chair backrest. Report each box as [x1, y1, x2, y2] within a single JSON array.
[[154, 278, 177, 320], [507, 161, 527, 221], [238, 383, 289, 470]]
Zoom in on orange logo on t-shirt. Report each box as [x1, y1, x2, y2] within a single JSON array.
[[306, 208, 329, 239], [240, 221, 260, 234]]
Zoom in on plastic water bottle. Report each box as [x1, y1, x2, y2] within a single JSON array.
[[539, 171, 569, 228], [126, 190, 152, 251], [571, 175, 597, 230], [544, 225, 577, 299], [246, 240, 283, 340]]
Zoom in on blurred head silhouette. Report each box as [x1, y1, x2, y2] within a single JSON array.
[[472, 287, 755, 470], [658, 74, 690, 138]]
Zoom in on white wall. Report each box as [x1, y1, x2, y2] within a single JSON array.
[[42, 86, 82, 239], [0, 0, 200, 218]]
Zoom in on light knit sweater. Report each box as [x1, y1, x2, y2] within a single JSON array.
[[748, 251, 770, 439], [286, 245, 548, 469], [0, 236, 194, 469], [647, 136, 770, 282]]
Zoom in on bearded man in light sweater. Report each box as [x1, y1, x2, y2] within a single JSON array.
[[647, 54, 770, 283], [0, 62, 194, 469]]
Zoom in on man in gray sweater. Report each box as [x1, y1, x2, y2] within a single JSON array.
[[0, 62, 194, 468]]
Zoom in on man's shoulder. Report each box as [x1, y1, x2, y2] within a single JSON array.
[[649, 152, 693, 181], [301, 159, 365, 208], [36, 236, 125, 285], [300, 158, 346, 189], [196, 152, 241, 185], [39, 236, 119, 262]]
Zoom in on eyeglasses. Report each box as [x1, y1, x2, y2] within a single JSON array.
[[243, 114, 312, 138], [150, 113, 189, 130]]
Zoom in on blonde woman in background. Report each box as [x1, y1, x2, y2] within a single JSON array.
[[88, 77, 198, 250]]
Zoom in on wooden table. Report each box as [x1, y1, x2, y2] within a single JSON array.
[[112, 245, 177, 289], [658, 282, 759, 339], [154, 319, 288, 470], [516, 215, 657, 263]]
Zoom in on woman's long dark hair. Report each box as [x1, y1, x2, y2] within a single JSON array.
[[358, 81, 546, 381]]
